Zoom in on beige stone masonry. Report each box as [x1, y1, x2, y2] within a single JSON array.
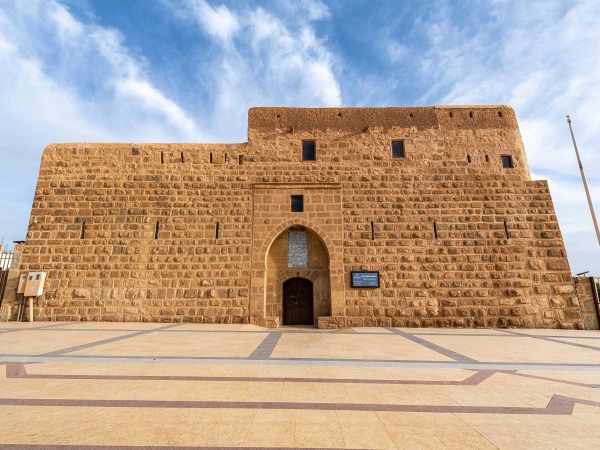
[[8, 106, 586, 328]]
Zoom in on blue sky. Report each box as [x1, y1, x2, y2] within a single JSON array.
[[1, 0, 599, 274]]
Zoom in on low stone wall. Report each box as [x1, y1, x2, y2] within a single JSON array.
[[574, 276, 600, 330]]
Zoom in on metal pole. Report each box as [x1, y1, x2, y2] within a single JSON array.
[[567, 115, 600, 245]]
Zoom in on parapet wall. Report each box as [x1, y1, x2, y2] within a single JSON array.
[[9, 106, 588, 328]]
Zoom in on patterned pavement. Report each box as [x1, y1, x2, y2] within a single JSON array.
[[0, 323, 599, 449]]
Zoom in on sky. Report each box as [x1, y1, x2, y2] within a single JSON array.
[[0, 0, 599, 274]]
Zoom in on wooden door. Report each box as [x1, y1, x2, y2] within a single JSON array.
[[283, 277, 314, 325]]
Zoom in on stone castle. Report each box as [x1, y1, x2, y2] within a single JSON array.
[[12, 106, 594, 328]]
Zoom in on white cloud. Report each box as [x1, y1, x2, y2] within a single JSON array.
[[416, 0, 600, 274], [300, 0, 331, 21], [387, 40, 407, 62], [168, 1, 341, 138], [186, 0, 239, 41], [0, 0, 204, 247]]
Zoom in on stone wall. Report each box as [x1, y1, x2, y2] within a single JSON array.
[[10, 106, 586, 328], [574, 276, 600, 329]]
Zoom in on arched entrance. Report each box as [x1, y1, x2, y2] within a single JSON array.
[[264, 226, 331, 326], [283, 277, 314, 325]]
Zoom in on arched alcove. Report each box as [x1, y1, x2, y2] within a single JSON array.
[[265, 227, 331, 326]]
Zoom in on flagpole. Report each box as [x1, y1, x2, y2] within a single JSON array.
[[567, 115, 600, 245]]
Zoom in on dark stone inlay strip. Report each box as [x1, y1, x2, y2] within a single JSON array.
[[386, 328, 478, 363], [40, 324, 182, 356], [4, 363, 501, 386], [512, 372, 600, 389], [5, 361, 26, 377], [499, 329, 600, 352], [0, 394, 595, 414], [0, 322, 80, 334], [2, 354, 600, 369], [248, 332, 282, 359]]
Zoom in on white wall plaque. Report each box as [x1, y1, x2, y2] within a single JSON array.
[[288, 231, 308, 268]]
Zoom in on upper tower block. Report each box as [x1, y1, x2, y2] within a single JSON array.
[[247, 106, 530, 180]]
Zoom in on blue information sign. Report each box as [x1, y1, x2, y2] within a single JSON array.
[[351, 271, 380, 288]]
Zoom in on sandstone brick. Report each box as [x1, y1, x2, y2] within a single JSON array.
[[10, 106, 581, 329]]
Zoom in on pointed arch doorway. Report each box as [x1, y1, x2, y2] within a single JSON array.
[[283, 277, 314, 325], [264, 226, 331, 327]]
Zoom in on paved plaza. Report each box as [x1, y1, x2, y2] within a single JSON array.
[[0, 323, 599, 449]]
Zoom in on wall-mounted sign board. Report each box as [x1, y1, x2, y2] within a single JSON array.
[[351, 271, 380, 288]]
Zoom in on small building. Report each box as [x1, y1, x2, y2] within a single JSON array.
[[13, 106, 589, 328]]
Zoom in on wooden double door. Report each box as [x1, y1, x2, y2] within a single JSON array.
[[282, 277, 314, 326]]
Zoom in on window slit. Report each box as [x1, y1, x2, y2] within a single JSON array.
[[434, 221, 438, 239], [239, 155, 243, 165], [181, 152, 184, 163], [81, 221, 85, 239], [160, 151, 164, 164], [371, 222, 375, 240], [155, 221, 159, 240], [215, 221, 220, 239], [467, 155, 471, 163], [504, 221, 509, 239], [210, 153, 213, 163]]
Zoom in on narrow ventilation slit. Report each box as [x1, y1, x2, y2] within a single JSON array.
[[503, 221, 509, 239], [239, 155, 243, 165], [181, 152, 184, 163], [434, 221, 438, 239], [409, 113, 413, 118], [485, 155, 489, 163], [80, 221, 86, 239], [498, 111, 503, 118], [160, 151, 164, 164], [225, 153, 228, 163], [449, 111, 453, 118], [155, 221, 159, 240], [371, 222, 375, 240], [215, 221, 220, 239], [467, 155, 472, 163], [210, 153, 213, 163], [469, 111, 473, 118]]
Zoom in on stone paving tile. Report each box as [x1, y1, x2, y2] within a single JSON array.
[[415, 334, 600, 364], [0, 330, 134, 355], [0, 323, 599, 449]]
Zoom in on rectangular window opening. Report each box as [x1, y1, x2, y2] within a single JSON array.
[[239, 155, 243, 165], [210, 153, 213, 163], [434, 221, 438, 239], [467, 155, 472, 163], [485, 155, 489, 163], [503, 220, 509, 239], [224, 153, 228, 163], [370, 222, 375, 240], [181, 152, 184, 163], [155, 221, 159, 240], [302, 141, 315, 161], [291, 195, 304, 212], [80, 221, 86, 239], [501, 155, 513, 168], [392, 141, 405, 158], [215, 221, 220, 239], [160, 151, 164, 164]]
